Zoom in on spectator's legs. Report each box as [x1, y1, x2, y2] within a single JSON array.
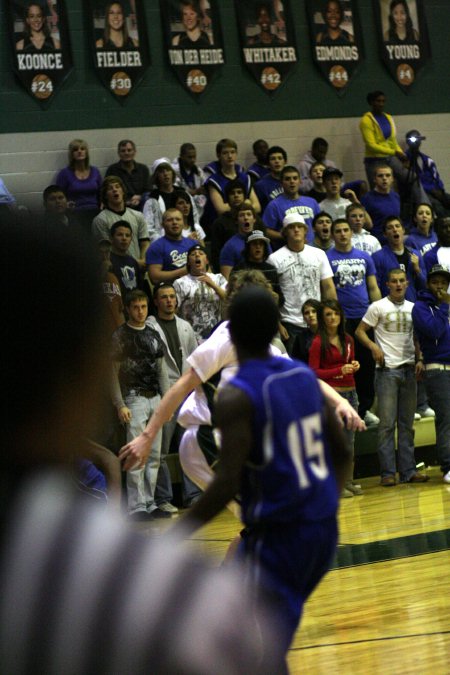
[[396, 366, 418, 482]]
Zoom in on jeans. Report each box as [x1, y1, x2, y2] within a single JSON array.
[[424, 370, 450, 474], [375, 366, 417, 481], [125, 392, 161, 514], [337, 389, 359, 457]]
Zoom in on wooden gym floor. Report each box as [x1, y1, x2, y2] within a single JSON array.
[[141, 465, 450, 674]]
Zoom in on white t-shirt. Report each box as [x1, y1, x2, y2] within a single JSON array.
[[178, 321, 283, 427], [267, 245, 333, 327], [320, 197, 352, 222], [352, 230, 382, 255], [173, 272, 227, 343], [361, 296, 415, 368]]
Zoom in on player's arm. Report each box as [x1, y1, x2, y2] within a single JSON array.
[[318, 380, 366, 431], [119, 367, 202, 471], [171, 385, 252, 537], [323, 399, 353, 493]]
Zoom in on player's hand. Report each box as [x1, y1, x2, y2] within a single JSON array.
[[335, 400, 366, 431], [118, 433, 152, 471]]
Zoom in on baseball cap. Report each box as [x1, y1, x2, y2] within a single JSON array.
[[281, 213, 307, 231], [322, 167, 343, 180], [151, 157, 173, 174], [187, 243, 205, 255], [246, 230, 270, 244], [427, 264, 450, 282]]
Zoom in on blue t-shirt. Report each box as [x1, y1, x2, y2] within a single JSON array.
[[219, 234, 246, 267], [405, 229, 437, 258], [361, 190, 400, 240], [145, 235, 193, 270], [230, 356, 338, 525], [327, 247, 376, 318], [263, 194, 320, 244], [254, 174, 283, 212]]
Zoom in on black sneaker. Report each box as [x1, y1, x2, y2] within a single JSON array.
[[151, 508, 172, 519], [128, 511, 155, 522]]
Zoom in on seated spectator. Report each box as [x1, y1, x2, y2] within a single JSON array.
[[204, 138, 260, 229], [232, 230, 283, 305], [203, 137, 245, 177], [298, 137, 336, 194], [405, 130, 450, 218], [55, 138, 102, 231], [172, 142, 207, 220], [373, 215, 426, 301], [306, 161, 327, 203], [346, 203, 380, 255], [92, 176, 149, 268], [320, 167, 360, 221], [146, 208, 192, 285], [423, 215, 450, 277], [105, 139, 151, 210], [247, 138, 270, 183], [254, 145, 287, 212], [311, 211, 334, 251], [406, 203, 438, 257], [220, 204, 258, 279], [170, 189, 206, 242], [42, 185, 79, 229], [109, 220, 144, 299], [174, 244, 227, 343], [361, 163, 400, 240], [143, 158, 195, 242]]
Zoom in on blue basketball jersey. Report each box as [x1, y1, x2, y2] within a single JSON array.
[[230, 356, 339, 525]]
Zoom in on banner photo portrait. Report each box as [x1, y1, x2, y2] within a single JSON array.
[[373, 0, 430, 92], [234, 1, 298, 95], [6, 1, 73, 105], [87, 1, 150, 101], [306, 0, 363, 94], [160, 0, 224, 98]]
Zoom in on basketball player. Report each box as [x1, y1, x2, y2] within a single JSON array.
[[171, 285, 352, 663]]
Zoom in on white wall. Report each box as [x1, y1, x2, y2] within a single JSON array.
[[1, 112, 449, 211]]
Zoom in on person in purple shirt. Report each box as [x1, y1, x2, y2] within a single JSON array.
[[55, 138, 102, 230], [254, 145, 287, 212], [220, 204, 261, 279], [422, 215, 450, 276], [263, 165, 320, 248], [146, 208, 194, 285], [247, 139, 270, 184], [406, 203, 437, 258], [361, 163, 400, 241]]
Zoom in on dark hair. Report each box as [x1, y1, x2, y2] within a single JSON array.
[[110, 220, 132, 236], [309, 161, 326, 176], [180, 142, 196, 156], [229, 286, 279, 352], [153, 281, 176, 300], [23, 3, 50, 38], [317, 299, 348, 362], [43, 184, 67, 203], [301, 298, 321, 316], [435, 216, 450, 238], [387, 1, 416, 42], [124, 289, 148, 308], [152, 163, 176, 189], [322, 0, 343, 23], [367, 90, 385, 105], [237, 202, 256, 218], [331, 218, 350, 234], [312, 137, 329, 150], [170, 189, 195, 231], [101, 175, 125, 205], [216, 138, 238, 156], [225, 179, 246, 200], [281, 165, 300, 180], [252, 138, 268, 153], [244, 235, 269, 262], [267, 145, 287, 162], [312, 211, 333, 228], [102, 2, 129, 44], [382, 215, 404, 232], [118, 139, 136, 151]]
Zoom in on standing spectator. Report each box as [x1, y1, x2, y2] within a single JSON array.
[[422, 215, 450, 277], [92, 176, 150, 267], [254, 145, 287, 212], [232, 230, 283, 303], [172, 142, 207, 221], [309, 299, 362, 497], [347, 204, 380, 255], [296, 299, 321, 363], [146, 208, 193, 285], [311, 211, 334, 251], [267, 213, 336, 355], [328, 219, 382, 426], [263, 165, 320, 247], [412, 265, 450, 484], [105, 139, 151, 210], [373, 216, 426, 302], [42, 184, 79, 229], [356, 268, 430, 486], [147, 282, 201, 511], [111, 290, 170, 520], [174, 244, 227, 343], [247, 138, 270, 183], [359, 91, 429, 207], [170, 189, 206, 242], [220, 203, 258, 278], [298, 137, 336, 194], [406, 203, 438, 257], [109, 220, 144, 299], [361, 163, 400, 240], [98, 237, 125, 334], [319, 167, 360, 221], [209, 179, 248, 272], [55, 138, 102, 231]]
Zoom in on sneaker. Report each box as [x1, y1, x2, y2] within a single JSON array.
[[157, 502, 179, 514], [341, 487, 354, 498], [346, 481, 363, 495], [420, 407, 435, 418], [364, 411, 380, 426], [407, 472, 430, 483], [380, 476, 396, 487], [128, 511, 155, 522], [443, 470, 450, 484], [414, 412, 421, 421], [151, 508, 172, 519]]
